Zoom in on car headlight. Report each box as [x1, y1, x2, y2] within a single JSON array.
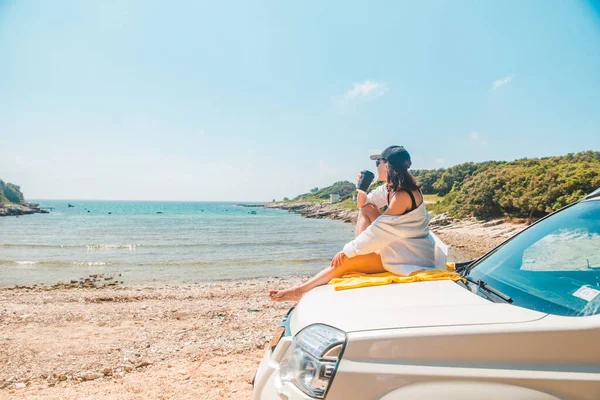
[[279, 324, 347, 398]]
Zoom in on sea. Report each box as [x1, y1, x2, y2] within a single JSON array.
[[0, 200, 355, 286]]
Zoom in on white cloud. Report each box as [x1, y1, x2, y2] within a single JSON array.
[[344, 80, 387, 100], [469, 131, 487, 145], [492, 75, 515, 90]]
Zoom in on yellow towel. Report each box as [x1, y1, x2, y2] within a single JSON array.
[[328, 262, 464, 291]]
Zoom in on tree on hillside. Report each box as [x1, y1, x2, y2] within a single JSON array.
[[0, 180, 25, 205], [431, 162, 481, 195], [445, 153, 600, 219], [0, 183, 6, 205], [295, 181, 356, 201], [413, 161, 505, 195], [412, 169, 444, 194]]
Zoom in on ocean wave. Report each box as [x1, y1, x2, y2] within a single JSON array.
[[0, 243, 138, 249], [0, 260, 110, 266], [146, 261, 211, 267], [0, 259, 213, 268], [0, 244, 74, 249], [86, 244, 137, 250], [219, 257, 332, 266], [0, 243, 139, 250], [0, 240, 331, 250], [71, 261, 110, 266], [0, 257, 330, 268]]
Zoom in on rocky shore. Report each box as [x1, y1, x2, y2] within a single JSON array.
[[261, 201, 358, 223], [0, 202, 49, 217]]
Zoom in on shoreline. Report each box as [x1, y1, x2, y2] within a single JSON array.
[[262, 201, 358, 223]]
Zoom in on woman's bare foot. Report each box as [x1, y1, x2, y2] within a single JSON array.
[[269, 288, 303, 302]]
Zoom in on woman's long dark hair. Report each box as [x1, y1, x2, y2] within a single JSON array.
[[385, 157, 421, 193]]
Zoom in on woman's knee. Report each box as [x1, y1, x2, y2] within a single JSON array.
[[331, 254, 353, 272], [359, 203, 380, 220]]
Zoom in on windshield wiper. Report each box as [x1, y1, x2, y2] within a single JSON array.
[[464, 276, 513, 303]]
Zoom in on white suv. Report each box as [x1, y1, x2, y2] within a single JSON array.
[[253, 189, 600, 400]]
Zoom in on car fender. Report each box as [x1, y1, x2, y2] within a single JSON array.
[[379, 381, 561, 400]]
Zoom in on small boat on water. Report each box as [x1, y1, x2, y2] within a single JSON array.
[[68, 203, 74, 208], [249, 210, 257, 214]]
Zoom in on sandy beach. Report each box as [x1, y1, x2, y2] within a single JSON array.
[[431, 216, 527, 261], [1, 219, 526, 399], [0, 277, 305, 400]]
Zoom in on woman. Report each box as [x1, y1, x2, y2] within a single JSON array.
[[270, 145, 436, 302]]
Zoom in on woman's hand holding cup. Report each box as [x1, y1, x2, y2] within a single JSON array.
[[356, 171, 363, 186], [356, 170, 375, 193]]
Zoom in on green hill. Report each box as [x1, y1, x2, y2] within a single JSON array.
[[416, 151, 600, 219], [0, 180, 26, 205], [294, 181, 357, 202]]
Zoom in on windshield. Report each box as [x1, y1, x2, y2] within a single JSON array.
[[468, 200, 600, 317]]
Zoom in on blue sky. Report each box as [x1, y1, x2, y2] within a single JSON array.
[[1, 0, 599, 201]]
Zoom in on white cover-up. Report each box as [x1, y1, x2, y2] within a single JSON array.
[[343, 201, 440, 275], [365, 185, 389, 209]]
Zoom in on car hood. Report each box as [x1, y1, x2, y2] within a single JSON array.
[[289, 280, 546, 334]]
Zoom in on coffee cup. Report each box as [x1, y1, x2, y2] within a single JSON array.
[[356, 170, 375, 193]]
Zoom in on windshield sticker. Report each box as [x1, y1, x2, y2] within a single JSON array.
[[573, 287, 600, 302]]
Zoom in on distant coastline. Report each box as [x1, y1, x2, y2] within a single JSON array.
[[0, 179, 49, 217], [0, 202, 49, 217], [240, 201, 358, 224]]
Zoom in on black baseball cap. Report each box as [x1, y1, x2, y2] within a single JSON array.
[[370, 145, 411, 167]]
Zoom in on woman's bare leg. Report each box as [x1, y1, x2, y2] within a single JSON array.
[[269, 252, 385, 302], [355, 203, 381, 236]]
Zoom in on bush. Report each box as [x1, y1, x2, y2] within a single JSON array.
[[443, 152, 600, 219], [413, 161, 504, 195], [412, 169, 444, 193]]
